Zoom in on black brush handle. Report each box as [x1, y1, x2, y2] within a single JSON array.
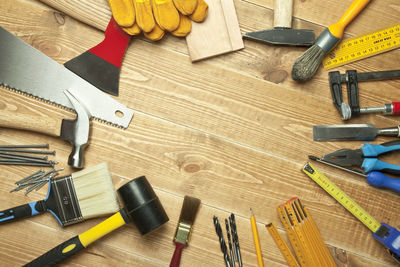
[[24, 235, 84, 267], [0, 200, 45, 224]]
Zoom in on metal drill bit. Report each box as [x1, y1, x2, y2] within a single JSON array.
[[230, 213, 242, 267], [213, 216, 231, 267], [225, 219, 236, 267]]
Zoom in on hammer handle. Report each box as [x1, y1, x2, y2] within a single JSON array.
[[274, 0, 293, 28], [0, 111, 61, 137]]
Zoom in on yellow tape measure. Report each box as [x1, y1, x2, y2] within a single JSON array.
[[266, 223, 300, 267], [323, 23, 400, 70], [302, 162, 381, 233]]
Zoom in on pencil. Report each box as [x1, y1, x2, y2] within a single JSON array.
[[250, 208, 264, 267]]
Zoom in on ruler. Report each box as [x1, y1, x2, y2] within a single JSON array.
[[302, 162, 381, 233], [266, 223, 300, 267], [323, 23, 400, 70]]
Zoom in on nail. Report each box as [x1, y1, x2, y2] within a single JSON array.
[[0, 149, 55, 155], [15, 170, 44, 184], [0, 144, 49, 149]]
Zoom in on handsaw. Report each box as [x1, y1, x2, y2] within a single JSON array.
[[0, 26, 133, 129]]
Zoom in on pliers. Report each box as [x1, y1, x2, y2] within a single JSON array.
[[309, 140, 400, 194], [321, 140, 400, 175]]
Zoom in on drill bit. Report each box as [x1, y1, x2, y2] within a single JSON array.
[[213, 216, 231, 267], [230, 213, 243, 267], [225, 219, 236, 267]]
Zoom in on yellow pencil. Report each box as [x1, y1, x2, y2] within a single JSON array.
[[250, 208, 264, 267]]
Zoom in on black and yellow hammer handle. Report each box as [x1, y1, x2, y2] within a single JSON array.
[[25, 210, 129, 267]]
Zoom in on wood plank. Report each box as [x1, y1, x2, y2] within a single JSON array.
[[186, 0, 244, 61]]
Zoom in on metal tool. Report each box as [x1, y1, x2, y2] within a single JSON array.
[[323, 23, 400, 69], [303, 163, 400, 263], [313, 124, 400, 141], [0, 26, 133, 129], [229, 213, 242, 267], [318, 140, 400, 174], [1, 89, 90, 168], [329, 70, 400, 120], [243, 0, 314, 46], [213, 216, 232, 267], [309, 155, 400, 194], [225, 219, 236, 267]]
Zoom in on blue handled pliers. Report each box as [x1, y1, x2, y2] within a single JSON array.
[[321, 140, 400, 175]]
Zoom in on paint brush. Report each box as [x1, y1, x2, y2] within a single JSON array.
[[170, 196, 201, 267], [291, 0, 371, 81], [0, 162, 119, 226]]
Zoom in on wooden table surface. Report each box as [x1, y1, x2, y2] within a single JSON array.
[[1, 0, 400, 266]]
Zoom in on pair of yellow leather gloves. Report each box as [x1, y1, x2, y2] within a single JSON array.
[[109, 0, 208, 41]]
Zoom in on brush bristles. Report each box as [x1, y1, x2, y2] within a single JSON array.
[[72, 163, 119, 219], [179, 196, 201, 224], [291, 45, 326, 81]]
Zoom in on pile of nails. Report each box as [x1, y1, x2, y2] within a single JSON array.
[[11, 168, 63, 195], [0, 144, 57, 167]]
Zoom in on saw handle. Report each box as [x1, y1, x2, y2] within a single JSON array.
[[0, 111, 61, 137], [274, 0, 293, 28]]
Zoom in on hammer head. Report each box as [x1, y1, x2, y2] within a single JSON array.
[[243, 27, 315, 46], [60, 89, 91, 169], [117, 176, 169, 235]]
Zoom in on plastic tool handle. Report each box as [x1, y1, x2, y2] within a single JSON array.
[[391, 102, 400, 115], [170, 241, 185, 267], [25, 211, 128, 267], [274, 0, 293, 28], [362, 159, 400, 175], [88, 17, 131, 68], [328, 0, 371, 39], [366, 172, 400, 194], [0, 111, 61, 137], [361, 140, 400, 157], [372, 223, 400, 262], [0, 201, 45, 224]]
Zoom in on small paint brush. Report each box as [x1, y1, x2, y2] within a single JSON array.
[[0, 162, 119, 226], [291, 0, 371, 81], [170, 196, 201, 267]]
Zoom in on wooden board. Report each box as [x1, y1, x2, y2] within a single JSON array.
[[1, 0, 400, 266], [186, 0, 244, 61]]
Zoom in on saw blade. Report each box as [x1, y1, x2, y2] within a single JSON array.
[[0, 26, 133, 129]]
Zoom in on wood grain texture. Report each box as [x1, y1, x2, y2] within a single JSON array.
[[186, 0, 244, 61], [0, 0, 399, 266]]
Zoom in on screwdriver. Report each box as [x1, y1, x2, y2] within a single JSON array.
[[309, 156, 400, 194]]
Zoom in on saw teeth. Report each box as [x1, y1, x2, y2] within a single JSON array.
[[0, 83, 125, 128]]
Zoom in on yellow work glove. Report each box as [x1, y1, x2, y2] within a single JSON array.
[[109, 0, 208, 40]]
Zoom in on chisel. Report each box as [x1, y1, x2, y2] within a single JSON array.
[[313, 124, 400, 141]]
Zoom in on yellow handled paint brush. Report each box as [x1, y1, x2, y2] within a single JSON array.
[[170, 196, 201, 267], [292, 0, 371, 81], [0, 163, 119, 226]]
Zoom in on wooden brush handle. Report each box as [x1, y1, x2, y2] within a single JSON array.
[[274, 0, 293, 28], [170, 241, 185, 267], [0, 110, 61, 137], [328, 0, 372, 38]]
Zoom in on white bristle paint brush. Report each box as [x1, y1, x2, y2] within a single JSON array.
[[0, 162, 119, 226], [291, 0, 371, 81]]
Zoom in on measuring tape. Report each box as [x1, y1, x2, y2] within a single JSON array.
[[323, 23, 400, 70], [266, 223, 300, 267], [302, 162, 400, 263]]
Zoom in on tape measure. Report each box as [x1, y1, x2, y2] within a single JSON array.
[[323, 23, 400, 70], [302, 162, 381, 232], [266, 223, 300, 267]]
